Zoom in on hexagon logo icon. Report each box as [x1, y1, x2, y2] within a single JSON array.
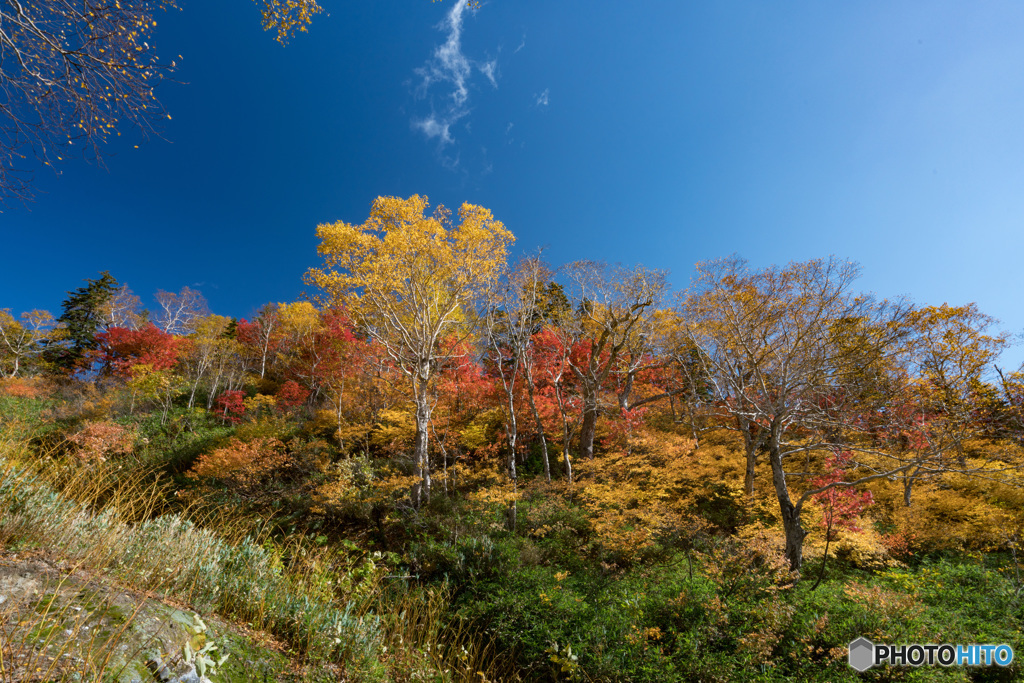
[[848, 637, 875, 672]]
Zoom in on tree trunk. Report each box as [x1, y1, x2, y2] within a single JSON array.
[[903, 471, 915, 508], [188, 378, 200, 409], [507, 410, 518, 531], [618, 370, 635, 411], [508, 478, 518, 532], [506, 399, 519, 482], [744, 449, 757, 497], [737, 415, 763, 497], [554, 373, 575, 482], [741, 418, 757, 496], [685, 398, 701, 446], [413, 373, 432, 508], [579, 391, 598, 460], [768, 432, 805, 573], [206, 371, 221, 410], [525, 372, 551, 482]]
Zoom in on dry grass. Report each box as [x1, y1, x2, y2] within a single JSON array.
[[0, 418, 520, 682]]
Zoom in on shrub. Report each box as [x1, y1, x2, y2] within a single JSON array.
[[188, 437, 290, 497], [67, 420, 136, 463], [0, 376, 48, 399], [276, 380, 310, 411]]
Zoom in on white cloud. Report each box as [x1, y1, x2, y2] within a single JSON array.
[[535, 88, 549, 107], [413, 0, 499, 151], [480, 59, 498, 88], [412, 116, 455, 146], [514, 35, 526, 54]]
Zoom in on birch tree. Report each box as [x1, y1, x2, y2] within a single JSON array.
[[0, 309, 54, 377], [306, 195, 513, 506], [154, 286, 209, 335]]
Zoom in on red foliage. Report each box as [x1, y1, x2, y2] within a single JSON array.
[[439, 339, 497, 410], [276, 380, 310, 411], [283, 307, 360, 395], [880, 530, 918, 560], [214, 390, 246, 424], [602, 406, 650, 448], [97, 325, 182, 377], [810, 450, 873, 538], [528, 328, 584, 435], [237, 311, 285, 377]]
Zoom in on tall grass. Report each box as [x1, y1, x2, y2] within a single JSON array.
[[0, 420, 519, 682], [0, 456, 382, 668]]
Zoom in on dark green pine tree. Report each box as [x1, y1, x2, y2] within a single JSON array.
[[49, 271, 120, 374]]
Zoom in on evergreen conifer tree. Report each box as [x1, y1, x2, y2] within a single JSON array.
[[49, 272, 120, 373]]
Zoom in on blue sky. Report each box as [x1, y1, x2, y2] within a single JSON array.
[[3, 0, 1022, 366]]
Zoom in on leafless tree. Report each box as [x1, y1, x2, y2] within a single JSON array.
[[484, 254, 551, 527], [154, 285, 208, 335], [100, 284, 145, 329]]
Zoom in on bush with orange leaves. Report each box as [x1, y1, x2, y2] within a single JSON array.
[[67, 420, 136, 462], [0, 376, 47, 399], [188, 437, 290, 498]]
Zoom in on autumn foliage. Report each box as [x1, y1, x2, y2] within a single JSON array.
[[98, 325, 183, 376], [188, 437, 290, 495], [5, 200, 1024, 682], [67, 420, 136, 462]]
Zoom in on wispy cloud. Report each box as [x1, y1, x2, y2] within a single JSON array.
[[535, 88, 550, 107], [413, 117, 454, 146], [412, 0, 499, 153], [480, 59, 498, 88], [514, 35, 526, 54]]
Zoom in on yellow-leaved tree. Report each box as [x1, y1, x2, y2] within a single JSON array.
[[306, 195, 513, 505]]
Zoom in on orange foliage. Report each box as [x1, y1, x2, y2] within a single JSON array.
[[67, 420, 136, 462], [880, 530, 918, 561], [0, 377, 47, 399], [189, 437, 290, 493]]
